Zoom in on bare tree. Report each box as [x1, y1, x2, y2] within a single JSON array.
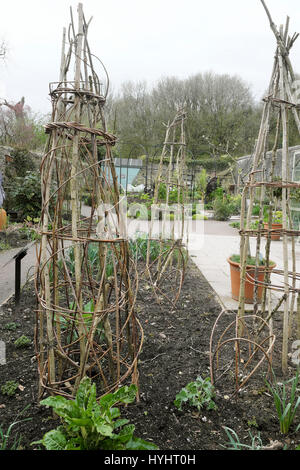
[[1, 97, 25, 121]]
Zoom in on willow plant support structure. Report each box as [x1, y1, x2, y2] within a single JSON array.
[[209, 309, 275, 396], [35, 4, 142, 399], [238, 0, 300, 375], [146, 109, 188, 305]]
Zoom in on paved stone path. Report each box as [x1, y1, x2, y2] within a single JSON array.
[[0, 243, 37, 306], [0, 218, 299, 313], [189, 222, 300, 312]]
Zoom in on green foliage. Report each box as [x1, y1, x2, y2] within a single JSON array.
[[4, 322, 18, 331], [192, 213, 207, 220], [128, 233, 181, 264], [212, 193, 241, 220], [198, 155, 233, 172], [31, 120, 48, 150], [3, 149, 41, 220], [156, 183, 186, 203], [61, 243, 115, 280], [213, 197, 232, 221], [265, 368, 300, 434], [230, 254, 274, 267], [252, 204, 260, 216], [109, 73, 260, 162], [140, 193, 150, 201], [0, 406, 32, 450], [34, 377, 158, 450], [86, 243, 101, 271], [5, 171, 41, 219], [5, 148, 36, 178], [0, 241, 10, 251], [247, 417, 258, 428], [1, 381, 19, 397], [64, 245, 75, 277], [55, 297, 105, 344], [14, 335, 31, 348], [229, 221, 240, 229], [174, 376, 217, 412], [210, 187, 224, 200], [158, 183, 167, 200], [84, 194, 92, 206], [272, 211, 283, 224], [230, 220, 260, 230], [19, 217, 41, 241], [129, 234, 161, 262], [264, 210, 283, 224], [290, 187, 300, 202], [228, 194, 241, 215], [195, 168, 208, 201], [222, 427, 264, 450]]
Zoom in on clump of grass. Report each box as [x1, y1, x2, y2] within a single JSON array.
[[0, 406, 31, 449], [265, 368, 300, 434], [222, 426, 264, 450]]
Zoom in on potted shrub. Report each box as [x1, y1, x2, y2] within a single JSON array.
[[227, 254, 276, 304], [263, 210, 282, 241]]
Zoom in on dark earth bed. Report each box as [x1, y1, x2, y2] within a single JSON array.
[[0, 259, 299, 452]]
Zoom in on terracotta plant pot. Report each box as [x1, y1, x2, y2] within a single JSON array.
[[0, 208, 7, 231], [263, 222, 282, 241], [227, 257, 276, 304]]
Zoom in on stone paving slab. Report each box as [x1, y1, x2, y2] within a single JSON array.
[[0, 243, 37, 306], [189, 226, 300, 312]]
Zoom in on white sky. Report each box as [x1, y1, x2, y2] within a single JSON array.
[[1, 0, 300, 116]]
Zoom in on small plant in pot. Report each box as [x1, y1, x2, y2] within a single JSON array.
[[263, 210, 282, 241], [227, 254, 276, 304]]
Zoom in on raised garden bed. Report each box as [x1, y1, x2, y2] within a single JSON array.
[[0, 259, 299, 451]]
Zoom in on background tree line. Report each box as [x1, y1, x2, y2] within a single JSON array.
[[105, 71, 300, 169], [0, 69, 300, 168]]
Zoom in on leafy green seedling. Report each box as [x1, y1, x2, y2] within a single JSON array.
[[33, 376, 158, 450], [1, 381, 19, 397], [14, 335, 31, 348], [174, 376, 217, 412], [4, 322, 18, 331]]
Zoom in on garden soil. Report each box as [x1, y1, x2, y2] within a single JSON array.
[[0, 259, 299, 452]]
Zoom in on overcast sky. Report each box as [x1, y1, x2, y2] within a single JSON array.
[[1, 0, 300, 116]]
